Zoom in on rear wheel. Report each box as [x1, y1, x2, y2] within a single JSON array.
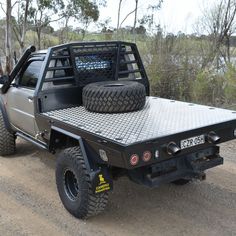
[[56, 146, 108, 219], [0, 111, 15, 156]]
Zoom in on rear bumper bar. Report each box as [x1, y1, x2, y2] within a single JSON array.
[[128, 146, 223, 187]]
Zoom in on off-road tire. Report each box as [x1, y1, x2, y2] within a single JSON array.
[[172, 179, 191, 185], [82, 81, 146, 113], [0, 111, 15, 156], [56, 146, 108, 219]]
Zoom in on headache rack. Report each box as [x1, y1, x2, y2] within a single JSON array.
[[37, 41, 149, 91]]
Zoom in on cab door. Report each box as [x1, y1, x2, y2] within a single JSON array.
[[6, 60, 43, 137]]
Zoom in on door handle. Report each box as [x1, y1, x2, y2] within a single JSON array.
[[28, 96, 33, 102]]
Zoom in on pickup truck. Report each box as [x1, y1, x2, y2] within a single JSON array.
[[0, 41, 236, 219]]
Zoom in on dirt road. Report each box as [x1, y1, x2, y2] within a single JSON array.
[[0, 138, 235, 236]]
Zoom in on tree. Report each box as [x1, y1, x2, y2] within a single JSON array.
[[59, 0, 101, 42], [116, 0, 122, 33], [29, 0, 64, 50], [0, 0, 14, 73], [79, 1, 100, 40], [118, 0, 163, 40], [134, 25, 146, 34], [196, 0, 236, 68], [97, 17, 111, 32], [12, 0, 31, 54], [139, 2, 163, 32], [6, 0, 13, 73], [132, 0, 138, 40], [0, 58, 3, 76]]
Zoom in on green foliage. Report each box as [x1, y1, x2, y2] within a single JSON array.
[[192, 70, 213, 104], [137, 29, 236, 107], [180, 67, 226, 106], [224, 64, 236, 104], [145, 31, 196, 101], [37, 0, 64, 12], [63, 0, 99, 23]]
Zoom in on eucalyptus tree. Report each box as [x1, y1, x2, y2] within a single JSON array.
[[0, 0, 15, 73], [60, 0, 103, 42], [12, 0, 31, 54], [196, 0, 236, 68], [29, 0, 64, 50]]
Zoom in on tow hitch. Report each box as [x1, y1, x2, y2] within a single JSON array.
[[129, 146, 222, 187]]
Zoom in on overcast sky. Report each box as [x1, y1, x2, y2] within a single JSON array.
[[99, 0, 216, 34]]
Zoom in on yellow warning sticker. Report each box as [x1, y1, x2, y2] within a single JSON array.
[[95, 174, 111, 193], [99, 174, 106, 185], [95, 183, 111, 193]]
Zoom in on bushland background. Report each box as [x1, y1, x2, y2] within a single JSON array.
[[1, 0, 236, 107]]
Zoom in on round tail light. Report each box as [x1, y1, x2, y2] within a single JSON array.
[[142, 151, 152, 162], [130, 154, 139, 166]]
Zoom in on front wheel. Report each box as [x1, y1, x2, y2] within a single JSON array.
[[0, 111, 16, 156], [56, 146, 108, 219]]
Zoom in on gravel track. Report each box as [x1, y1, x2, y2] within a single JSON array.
[[0, 138, 235, 236]]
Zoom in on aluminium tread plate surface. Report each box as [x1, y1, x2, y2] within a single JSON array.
[[43, 97, 236, 145]]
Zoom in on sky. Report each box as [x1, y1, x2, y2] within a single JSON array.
[[98, 0, 216, 34]]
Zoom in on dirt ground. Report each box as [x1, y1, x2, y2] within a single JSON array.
[[0, 138, 235, 236]]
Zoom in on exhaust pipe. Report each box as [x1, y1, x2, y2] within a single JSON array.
[[166, 142, 181, 155], [207, 131, 221, 144]]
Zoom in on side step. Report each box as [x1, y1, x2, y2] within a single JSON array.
[[16, 132, 48, 150]]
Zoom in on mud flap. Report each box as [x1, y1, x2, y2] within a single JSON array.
[[90, 167, 113, 194]]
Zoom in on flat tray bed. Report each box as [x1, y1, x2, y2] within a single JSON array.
[[43, 97, 236, 145]]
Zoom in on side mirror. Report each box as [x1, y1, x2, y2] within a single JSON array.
[[0, 75, 8, 84]]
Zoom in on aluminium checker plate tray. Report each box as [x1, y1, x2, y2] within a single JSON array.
[[43, 97, 236, 145]]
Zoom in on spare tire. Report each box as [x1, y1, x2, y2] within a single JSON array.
[[83, 81, 146, 113]]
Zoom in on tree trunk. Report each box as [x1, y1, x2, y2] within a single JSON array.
[[132, 0, 138, 42], [19, 0, 30, 54], [36, 10, 43, 50], [117, 0, 122, 34], [5, 0, 13, 74], [37, 28, 41, 50], [65, 17, 69, 43], [226, 35, 231, 63], [0, 59, 3, 76]]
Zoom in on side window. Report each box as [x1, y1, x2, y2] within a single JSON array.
[[19, 61, 43, 89]]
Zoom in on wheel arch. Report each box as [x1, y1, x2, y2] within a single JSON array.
[[51, 126, 113, 206], [0, 97, 13, 133], [49, 126, 91, 170]]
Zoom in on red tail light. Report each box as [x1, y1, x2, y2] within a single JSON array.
[[130, 154, 139, 166], [142, 151, 152, 162]]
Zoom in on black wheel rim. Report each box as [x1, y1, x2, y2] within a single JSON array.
[[64, 169, 79, 201]]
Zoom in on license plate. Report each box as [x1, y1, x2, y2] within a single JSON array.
[[180, 135, 205, 149]]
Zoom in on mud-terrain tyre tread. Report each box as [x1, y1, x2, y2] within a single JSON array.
[[82, 81, 146, 113], [0, 111, 15, 156], [56, 146, 108, 219]]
